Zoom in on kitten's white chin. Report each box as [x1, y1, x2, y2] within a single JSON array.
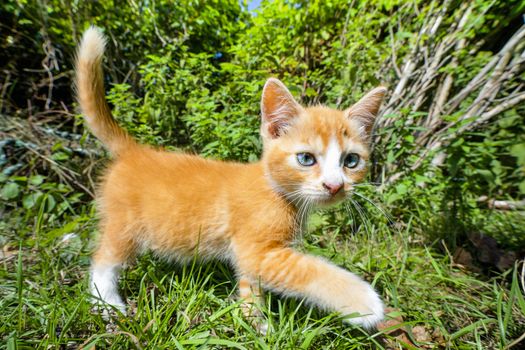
[[314, 193, 347, 207]]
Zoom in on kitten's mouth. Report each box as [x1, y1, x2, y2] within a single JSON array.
[[284, 188, 351, 207], [314, 191, 348, 206]]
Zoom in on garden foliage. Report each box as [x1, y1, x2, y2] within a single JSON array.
[[1, 0, 524, 348]]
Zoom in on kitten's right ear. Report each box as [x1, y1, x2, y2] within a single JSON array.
[[261, 78, 303, 139]]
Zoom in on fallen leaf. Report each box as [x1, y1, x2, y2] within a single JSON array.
[[453, 247, 473, 268], [412, 325, 431, 343], [377, 308, 416, 348], [432, 327, 446, 345]]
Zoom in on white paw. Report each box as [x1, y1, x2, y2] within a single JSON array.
[[91, 294, 127, 317], [90, 264, 126, 316], [240, 302, 270, 335], [341, 285, 384, 329], [105, 298, 127, 314]]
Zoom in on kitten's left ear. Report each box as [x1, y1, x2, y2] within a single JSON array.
[[345, 86, 387, 136]]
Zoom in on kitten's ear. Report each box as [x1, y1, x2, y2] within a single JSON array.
[[345, 86, 387, 136], [261, 78, 303, 139]]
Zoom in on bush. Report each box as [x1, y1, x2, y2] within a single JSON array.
[[1, 1, 524, 347]]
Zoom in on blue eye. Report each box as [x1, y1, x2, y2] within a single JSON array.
[[344, 153, 360, 168], [297, 152, 316, 166]]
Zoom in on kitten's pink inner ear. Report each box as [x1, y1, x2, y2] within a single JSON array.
[[346, 86, 387, 136], [261, 78, 302, 138]]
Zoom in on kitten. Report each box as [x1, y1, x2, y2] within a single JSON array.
[[76, 27, 387, 330]]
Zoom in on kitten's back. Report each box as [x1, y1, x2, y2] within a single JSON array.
[[99, 147, 295, 259]]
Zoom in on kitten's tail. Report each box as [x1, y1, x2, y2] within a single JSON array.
[[75, 26, 135, 156]]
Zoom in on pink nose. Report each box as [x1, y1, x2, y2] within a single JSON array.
[[323, 182, 343, 195]]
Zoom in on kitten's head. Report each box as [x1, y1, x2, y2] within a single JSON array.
[[260, 78, 386, 206]]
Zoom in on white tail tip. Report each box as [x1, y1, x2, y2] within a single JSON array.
[[78, 26, 106, 62]]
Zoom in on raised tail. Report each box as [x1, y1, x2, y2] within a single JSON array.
[[75, 26, 135, 155]]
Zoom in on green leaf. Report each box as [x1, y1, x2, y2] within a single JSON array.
[[23, 192, 43, 209], [510, 143, 525, 166], [395, 183, 408, 195], [1, 183, 20, 200], [51, 152, 69, 161], [386, 192, 401, 204], [476, 169, 494, 183], [29, 175, 45, 186], [46, 195, 57, 212], [519, 181, 525, 194]]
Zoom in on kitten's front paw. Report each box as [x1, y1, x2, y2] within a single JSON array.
[[341, 285, 384, 330], [240, 302, 270, 335]]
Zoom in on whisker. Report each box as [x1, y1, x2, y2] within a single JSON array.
[[353, 181, 383, 187], [352, 191, 397, 228], [343, 202, 358, 234], [350, 198, 371, 237]]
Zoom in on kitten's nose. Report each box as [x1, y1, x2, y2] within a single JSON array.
[[323, 182, 343, 195]]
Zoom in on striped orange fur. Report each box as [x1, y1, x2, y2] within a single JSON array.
[[76, 27, 387, 330]]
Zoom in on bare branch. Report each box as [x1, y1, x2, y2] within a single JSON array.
[[446, 25, 525, 113], [478, 196, 525, 211]]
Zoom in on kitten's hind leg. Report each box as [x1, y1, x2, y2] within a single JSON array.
[[90, 261, 125, 314], [236, 246, 384, 330], [90, 221, 136, 315]]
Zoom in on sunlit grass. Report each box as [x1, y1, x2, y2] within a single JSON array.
[[1, 197, 524, 349]]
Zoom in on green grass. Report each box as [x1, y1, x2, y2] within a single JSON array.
[[1, 196, 524, 349]]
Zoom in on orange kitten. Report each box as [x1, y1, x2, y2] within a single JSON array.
[[76, 27, 387, 330]]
